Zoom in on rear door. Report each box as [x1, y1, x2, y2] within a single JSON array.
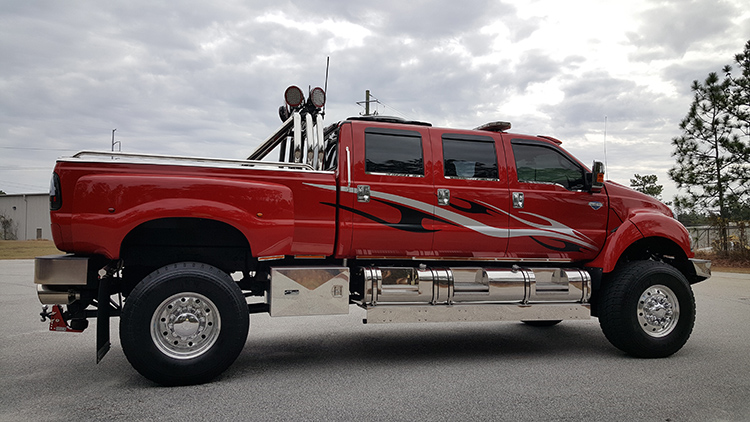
[[431, 130, 510, 258], [504, 136, 608, 261], [347, 123, 436, 258]]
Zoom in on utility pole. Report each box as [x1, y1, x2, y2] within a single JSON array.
[[357, 90, 378, 116], [365, 90, 371, 116]]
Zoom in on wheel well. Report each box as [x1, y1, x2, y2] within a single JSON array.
[[590, 236, 694, 317], [120, 218, 252, 289], [616, 236, 693, 279]]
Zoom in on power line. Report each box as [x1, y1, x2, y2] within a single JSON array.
[[356, 90, 410, 119]]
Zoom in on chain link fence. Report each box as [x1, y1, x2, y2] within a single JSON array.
[[687, 224, 747, 252]]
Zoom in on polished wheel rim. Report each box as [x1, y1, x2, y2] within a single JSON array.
[[637, 284, 679, 338], [151, 292, 221, 359]]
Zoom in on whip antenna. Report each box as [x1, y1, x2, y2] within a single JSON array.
[[323, 56, 330, 116]]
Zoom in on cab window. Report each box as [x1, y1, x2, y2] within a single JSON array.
[[365, 128, 424, 176], [512, 141, 585, 190], [442, 134, 498, 180]]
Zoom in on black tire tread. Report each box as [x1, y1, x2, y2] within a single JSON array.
[[120, 262, 249, 386], [598, 260, 695, 358]]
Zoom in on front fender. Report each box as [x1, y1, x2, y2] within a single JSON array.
[[70, 174, 294, 258], [587, 212, 692, 273]]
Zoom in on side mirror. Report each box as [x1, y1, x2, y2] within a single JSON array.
[[589, 161, 605, 192]]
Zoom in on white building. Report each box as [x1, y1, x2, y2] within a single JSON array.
[[0, 193, 51, 240]]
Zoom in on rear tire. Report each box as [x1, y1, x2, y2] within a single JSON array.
[[120, 262, 249, 386], [598, 261, 695, 358]]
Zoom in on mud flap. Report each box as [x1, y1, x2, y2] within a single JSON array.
[[96, 276, 111, 363]]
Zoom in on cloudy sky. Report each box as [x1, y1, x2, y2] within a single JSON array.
[[1, 0, 748, 200]]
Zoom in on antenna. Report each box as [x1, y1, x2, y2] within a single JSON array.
[[323, 56, 329, 116], [603, 116, 608, 174], [111, 128, 121, 152]]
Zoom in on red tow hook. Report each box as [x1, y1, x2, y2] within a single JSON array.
[[40, 305, 83, 333]]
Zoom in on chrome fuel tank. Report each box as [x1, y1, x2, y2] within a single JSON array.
[[361, 266, 590, 306]]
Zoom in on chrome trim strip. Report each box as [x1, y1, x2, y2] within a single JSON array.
[[353, 255, 573, 263], [293, 112, 302, 163], [346, 147, 351, 188], [305, 112, 315, 166], [365, 303, 590, 324], [365, 172, 426, 178], [316, 114, 325, 170], [66, 152, 322, 172], [258, 255, 285, 262]]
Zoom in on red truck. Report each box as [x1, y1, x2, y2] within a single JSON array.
[[35, 85, 711, 385]]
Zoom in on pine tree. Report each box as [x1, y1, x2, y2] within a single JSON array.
[[669, 41, 750, 254], [629, 174, 664, 200]]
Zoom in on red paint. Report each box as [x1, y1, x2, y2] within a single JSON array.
[[50, 119, 692, 273]]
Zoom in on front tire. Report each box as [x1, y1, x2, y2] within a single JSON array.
[[598, 261, 695, 358], [120, 262, 249, 386]]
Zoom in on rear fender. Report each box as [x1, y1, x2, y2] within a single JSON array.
[[71, 174, 294, 258]]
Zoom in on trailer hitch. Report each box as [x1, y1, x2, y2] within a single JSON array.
[[40, 305, 84, 333]]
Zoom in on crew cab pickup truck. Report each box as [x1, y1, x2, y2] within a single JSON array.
[[35, 85, 711, 385]]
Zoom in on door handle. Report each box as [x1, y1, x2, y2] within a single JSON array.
[[513, 192, 524, 209], [437, 189, 450, 206], [357, 185, 371, 203]]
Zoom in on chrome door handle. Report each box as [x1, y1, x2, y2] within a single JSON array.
[[437, 189, 450, 206], [357, 185, 371, 203], [513, 192, 524, 209]]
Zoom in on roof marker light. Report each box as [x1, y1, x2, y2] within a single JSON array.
[[475, 121, 512, 132]]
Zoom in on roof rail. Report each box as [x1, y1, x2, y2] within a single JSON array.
[[346, 115, 432, 127]]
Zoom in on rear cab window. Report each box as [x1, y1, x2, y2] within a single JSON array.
[[365, 128, 424, 176]]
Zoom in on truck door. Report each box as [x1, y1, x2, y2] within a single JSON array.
[[347, 123, 436, 258], [504, 136, 608, 261], [431, 130, 510, 258]]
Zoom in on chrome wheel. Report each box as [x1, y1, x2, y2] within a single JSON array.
[[637, 284, 679, 338], [150, 292, 221, 359]]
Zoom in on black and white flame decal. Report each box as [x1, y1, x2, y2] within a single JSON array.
[[307, 183, 598, 252]]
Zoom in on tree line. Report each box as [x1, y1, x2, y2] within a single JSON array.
[[632, 40, 749, 257]]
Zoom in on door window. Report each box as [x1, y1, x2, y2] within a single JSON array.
[[512, 142, 585, 191], [442, 135, 499, 180]]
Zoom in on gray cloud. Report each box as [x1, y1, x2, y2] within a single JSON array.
[[626, 0, 738, 61], [0, 0, 747, 196]]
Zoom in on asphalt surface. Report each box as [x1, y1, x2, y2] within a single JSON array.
[[1, 259, 749, 421]]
